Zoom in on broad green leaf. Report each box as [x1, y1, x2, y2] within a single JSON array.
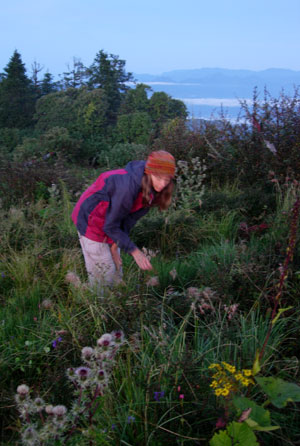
[[272, 306, 293, 325], [233, 396, 271, 427], [227, 422, 259, 445], [209, 430, 231, 446], [256, 376, 300, 408]]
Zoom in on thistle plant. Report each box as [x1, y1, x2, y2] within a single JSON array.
[[15, 330, 125, 445]]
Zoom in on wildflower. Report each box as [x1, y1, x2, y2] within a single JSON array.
[[210, 381, 218, 389], [146, 276, 159, 286], [224, 304, 239, 320], [222, 362, 236, 374], [111, 330, 125, 344], [177, 385, 181, 392], [169, 268, 177, 280], [1, 272, 5, 278], [216, 417, 226, 429], [45, 405, 54, 415], [234, 373, 243, 381], [75, 366, 91, 381], [41, 299, 53, 310], [241, 378, 250, 387], [221, 388, 229, 396], [81, 347, 94, 360], [33, 397, 45, 411], [215, 388, 222, 396], [96, 369, 107, 382], [97, 333, 113, 349], [186, 287, 201, 299], [52, 337, 62, 348], [22, 427, 38, 443], [17, 384, 30, 396], [111, 424, 117, 430], [242, 369, 252, 377], [179, 394, 184, 399], [208, 363, 221, 370], [127, 415, 135, 423], [154, 390, 165, 401], [65, 271, 81, 288], [52, 405, 67, 417]]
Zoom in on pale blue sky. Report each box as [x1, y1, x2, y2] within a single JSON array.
[[1, 0, 300, 77]]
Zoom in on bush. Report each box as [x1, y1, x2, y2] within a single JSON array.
[[96, 142, 148, 169]]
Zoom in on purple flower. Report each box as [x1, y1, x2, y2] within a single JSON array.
[[154, 390, 165, 401], [127, 415, 135, 423], [1, 272, 5, 278], [111, 424, 117, 430], [75, 366, 91, 380], [52, 337, 63, 348]]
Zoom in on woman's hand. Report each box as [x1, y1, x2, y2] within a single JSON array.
[[110, 243, 122, 271], [131, 248, 153, 270]]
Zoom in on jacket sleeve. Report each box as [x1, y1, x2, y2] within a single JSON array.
[[103, 175, 139, 253], [122, 208, 150, 234]]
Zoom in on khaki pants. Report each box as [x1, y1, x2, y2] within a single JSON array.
[[78, 233, 123, 289]]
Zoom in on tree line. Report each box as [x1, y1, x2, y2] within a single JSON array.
[[0, 50, 187, 164]]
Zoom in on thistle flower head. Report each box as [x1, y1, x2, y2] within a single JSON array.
[[52, 405, 67, 417], [97, 333, 113, 349], [81, 347, 94, 360], [96, 369, 108, 382], [75, 366, 91, 380], [111, 330, 125, 344], [41, 299, 53, 309], [146, 276, 159, 287], [22, 426, 38, 442], [17, 384, 30, 396], [33, 397, 45, 411], [45, 405, 54, 415]]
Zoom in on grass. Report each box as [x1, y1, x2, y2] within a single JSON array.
[[0, 181, 300, 445]]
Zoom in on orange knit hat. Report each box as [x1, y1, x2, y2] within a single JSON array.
[[145, 151, 176, 177]]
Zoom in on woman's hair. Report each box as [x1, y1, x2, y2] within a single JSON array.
[[141, 174, 174, 211]]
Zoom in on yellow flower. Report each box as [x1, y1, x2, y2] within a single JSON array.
[[209, 363, 221, 370], [215, 388, 222, 396], [234, 373, 243, 381], [241, 378, 250, 386], [242, 369, 252, 377], [221, 388, 230, 396], [222, 362, 236, 374], [210, 381, 218, 388]]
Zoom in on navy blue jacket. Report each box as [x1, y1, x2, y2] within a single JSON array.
[[72, 161, 150, 253]]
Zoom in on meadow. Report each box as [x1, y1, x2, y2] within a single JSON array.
[[1, 89, 300, 445]]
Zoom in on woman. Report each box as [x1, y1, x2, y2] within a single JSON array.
[[71, 150, 175, 288]]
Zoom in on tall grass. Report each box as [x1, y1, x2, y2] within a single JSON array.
[[0, 181, 300, 445]]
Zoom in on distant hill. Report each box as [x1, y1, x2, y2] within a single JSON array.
[[133, 68, 300, 99]]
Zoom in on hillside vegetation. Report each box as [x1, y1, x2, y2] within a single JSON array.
[[1, 50, 300, 445]]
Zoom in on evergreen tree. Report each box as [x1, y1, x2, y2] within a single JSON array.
[[41, 72, 59, 96], [119, 83, 151, 114], [0, 50, 35, 129], [60, 57, 88, 90], [31, 60, 44, 99], [88, 50, 134, 125]]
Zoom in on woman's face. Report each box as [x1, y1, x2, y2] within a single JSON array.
[[150, 174, 171, 192]]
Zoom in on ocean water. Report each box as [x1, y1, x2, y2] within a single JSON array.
[[144, 82, 252, 120]]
